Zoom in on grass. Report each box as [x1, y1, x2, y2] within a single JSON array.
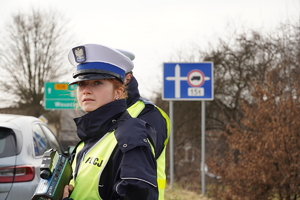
[[165, 185, 211, 200]]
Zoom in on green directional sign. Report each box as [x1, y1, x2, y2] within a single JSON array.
[[44, 82, 77, 110]]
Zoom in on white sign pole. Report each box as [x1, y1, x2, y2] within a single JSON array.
[[201, 101, 206, 195], [169, 100, 174, 189]]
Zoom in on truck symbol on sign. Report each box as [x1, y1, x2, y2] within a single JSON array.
[[191, 76, 201, 81]]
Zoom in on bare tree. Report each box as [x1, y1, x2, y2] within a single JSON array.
[[206, 23, 300, 200], [209, 67, 300, 200], [154, 21, 300, 195], [0, 8, 74, 117]]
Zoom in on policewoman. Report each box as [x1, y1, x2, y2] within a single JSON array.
[[63, 44, 158, 200]]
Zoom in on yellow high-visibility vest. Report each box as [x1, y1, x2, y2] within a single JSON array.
[[69, 117, 157, 200], [70, 132, 117, 200]]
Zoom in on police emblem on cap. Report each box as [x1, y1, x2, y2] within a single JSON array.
[[72, 46, 86, 63]]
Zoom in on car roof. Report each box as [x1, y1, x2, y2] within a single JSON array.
[[0, 114, 38, 121], [0, 114, 42, 130]]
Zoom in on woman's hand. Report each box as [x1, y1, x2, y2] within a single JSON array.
[[62, 185, 74, 200]]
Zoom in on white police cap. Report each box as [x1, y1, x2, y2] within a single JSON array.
[[116, 49, 135, 61], [68, 44, 134, 85], [116, 49, 135, 73]]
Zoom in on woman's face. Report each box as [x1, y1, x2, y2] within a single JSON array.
[[76, 79, 121, 112]]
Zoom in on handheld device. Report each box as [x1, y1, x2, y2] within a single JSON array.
[[31, 148, 72, 200]]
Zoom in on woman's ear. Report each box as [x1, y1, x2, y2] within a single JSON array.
[[125, 73, 133, 85], [115, 87, 124, 100]]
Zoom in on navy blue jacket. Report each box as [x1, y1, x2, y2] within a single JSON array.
[[71, 99, 158, 200], [126, 76, 168, 157]]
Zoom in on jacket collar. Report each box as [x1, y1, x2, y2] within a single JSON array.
[[126, 76, 140, 107], [74, 99, 127, 141]]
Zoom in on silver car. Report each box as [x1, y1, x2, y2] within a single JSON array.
[[0, 114, 63, 200]]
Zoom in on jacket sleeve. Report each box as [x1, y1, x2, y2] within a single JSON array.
[[138, 104, 168, 157], [114, 118, 158, 200]]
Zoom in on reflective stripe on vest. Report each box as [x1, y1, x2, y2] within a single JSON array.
[[70, 131, 117, 200], [127, 100, 171, 200]]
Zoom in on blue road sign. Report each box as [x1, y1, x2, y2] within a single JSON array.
[[163, 63, 214, 100]]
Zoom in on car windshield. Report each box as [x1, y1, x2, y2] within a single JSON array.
[[0, 128, 20, 158]]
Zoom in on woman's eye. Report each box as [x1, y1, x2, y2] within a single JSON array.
[[94, 81, 102, 85], [77, 82, 85, 86]]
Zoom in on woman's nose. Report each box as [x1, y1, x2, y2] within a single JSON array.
[[82, 83, 92, 94]]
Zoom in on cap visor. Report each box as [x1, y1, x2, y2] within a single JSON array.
[[69, 73, 116, 85]]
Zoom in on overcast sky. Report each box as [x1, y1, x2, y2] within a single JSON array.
[[0, 0, 298, 100]]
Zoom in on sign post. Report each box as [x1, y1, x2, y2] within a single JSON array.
[[44, 82, 77, 110], [163, 63, 214, 195]]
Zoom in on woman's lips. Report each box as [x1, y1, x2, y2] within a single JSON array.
[[83, 98, 94, 102]]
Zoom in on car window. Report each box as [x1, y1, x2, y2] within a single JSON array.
[[0, 128, 17, 158], [0, 127, 23, 158], [32, 124, 49, 156], [40, 125, 62, 154]]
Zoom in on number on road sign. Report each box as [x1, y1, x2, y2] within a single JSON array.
[[54, 83, 68, 90]]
